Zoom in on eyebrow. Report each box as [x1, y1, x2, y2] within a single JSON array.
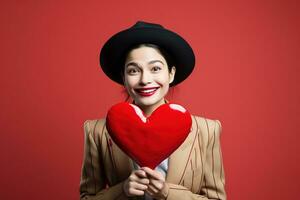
[[125, 60, 164, 68]]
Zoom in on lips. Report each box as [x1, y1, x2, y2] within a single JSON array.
[[134, 87, 159, 97]]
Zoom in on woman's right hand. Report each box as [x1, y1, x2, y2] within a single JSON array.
[[123, 169, 150, 197]]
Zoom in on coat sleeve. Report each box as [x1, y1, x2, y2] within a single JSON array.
[[163, 120, 226, 200], [79, 120, 128, 200]]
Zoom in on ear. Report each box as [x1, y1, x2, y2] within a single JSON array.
[[169, 66, 176, 84]]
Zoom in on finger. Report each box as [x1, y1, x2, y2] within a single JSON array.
[[135, 178, 150, 185], [142, 167, 164, 180], [134, 169, 147, 178], [129, 182, 148, 191], [147, 184, 158, 194], [145, 189, 154, 196], [128, 174, 140, 182], [149, 179, 164, 190], [128, 188, 145, 196], [129, 172, 149, 184]]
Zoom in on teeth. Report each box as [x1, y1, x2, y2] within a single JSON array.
[[138, 88, 157, 93]]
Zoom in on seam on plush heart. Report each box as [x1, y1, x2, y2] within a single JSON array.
[[129, 104, 147, 123], [169, 104, 186, 113]]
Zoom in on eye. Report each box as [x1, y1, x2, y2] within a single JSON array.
[[152, 66, 162, 72], [127, 67, 140, 75]]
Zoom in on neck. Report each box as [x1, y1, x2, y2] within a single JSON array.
[[134, 99, 167, 117]]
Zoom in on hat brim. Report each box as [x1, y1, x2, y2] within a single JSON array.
[[100, 26, 195, 86]]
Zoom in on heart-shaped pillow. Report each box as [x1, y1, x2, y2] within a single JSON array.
[[106, 102, 192, 169]]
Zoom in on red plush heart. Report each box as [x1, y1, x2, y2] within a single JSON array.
[[106, 102, 192, 169]]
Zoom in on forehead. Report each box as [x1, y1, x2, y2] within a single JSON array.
[[125, 46, 167, 63]]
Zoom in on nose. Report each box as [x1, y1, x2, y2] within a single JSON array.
[[139, 71, 152, 85]]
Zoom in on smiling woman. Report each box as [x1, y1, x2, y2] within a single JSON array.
[[123, 44, 176, 116], [79, 21, 227, 200]]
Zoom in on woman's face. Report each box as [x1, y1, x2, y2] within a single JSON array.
[[123, 46, 176, 112]]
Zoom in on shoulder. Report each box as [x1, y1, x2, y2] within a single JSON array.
[[191, 115, 222, 132], [82, 118, 107, 141], [191, 114, 223, 145], [83, 118, 106, 132]]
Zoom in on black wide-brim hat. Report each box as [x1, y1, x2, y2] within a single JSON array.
[[99, 21, 195, 86]]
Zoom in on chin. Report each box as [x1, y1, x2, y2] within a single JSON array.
[[135, 98, 158, 106], [134, 96, 166, 109]]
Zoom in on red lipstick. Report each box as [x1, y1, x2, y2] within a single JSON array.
[[134, 87, 159, 97]]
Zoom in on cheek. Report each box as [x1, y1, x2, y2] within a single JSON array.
[[124, 76, 139, 88], [155, 74, 171, 86]]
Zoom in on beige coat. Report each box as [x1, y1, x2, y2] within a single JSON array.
[[79, 115, 226, 200]]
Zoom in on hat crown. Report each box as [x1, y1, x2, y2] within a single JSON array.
[[100, 21, 195, 86], [131, 21, 164, 29]]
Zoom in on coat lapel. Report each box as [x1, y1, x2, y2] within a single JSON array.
[[104, 127, 134, 183], [166, 115, 197, 184]]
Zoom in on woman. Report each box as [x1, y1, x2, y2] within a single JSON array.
[[79, 21, 226, 200]]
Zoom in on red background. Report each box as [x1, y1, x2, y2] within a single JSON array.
[[1, 1, 299, 199]]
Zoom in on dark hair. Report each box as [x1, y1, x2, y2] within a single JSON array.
[[121, 43, 176, 102]]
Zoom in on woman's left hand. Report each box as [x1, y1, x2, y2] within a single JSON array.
[[141, 167, 169, 200]]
